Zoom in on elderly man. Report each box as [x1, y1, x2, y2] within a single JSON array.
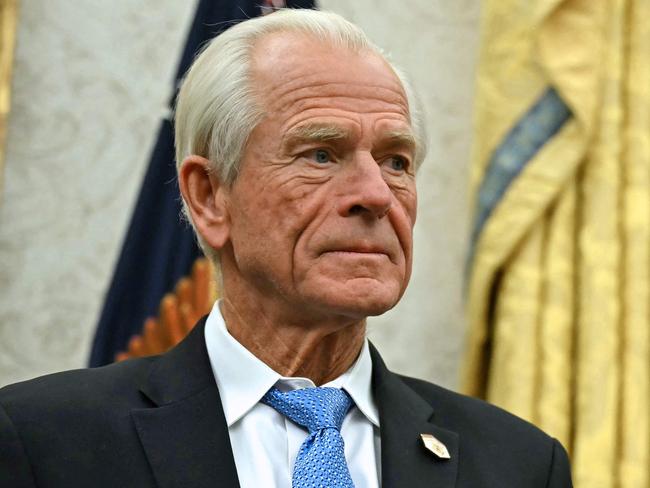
[[0, 9, 572, 488]]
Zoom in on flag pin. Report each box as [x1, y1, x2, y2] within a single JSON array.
[[420, 433, 451, 459]]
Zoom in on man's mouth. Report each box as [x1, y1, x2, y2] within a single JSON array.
[[323, 246, 391, 259]]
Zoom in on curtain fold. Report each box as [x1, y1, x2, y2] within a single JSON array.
[[464, 0, 650, 486], [0, 0, 19, 196]]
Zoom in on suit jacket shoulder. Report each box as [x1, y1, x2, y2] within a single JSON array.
[[370, 345, 572, 488], [0, 318, 239, 488], [402, 373, 560, 453], [0, 355, 159, 487]]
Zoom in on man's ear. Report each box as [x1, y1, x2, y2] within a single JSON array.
[[178, 155, 230, 250]]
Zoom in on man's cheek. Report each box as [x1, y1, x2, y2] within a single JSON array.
[[389, 210, 414, 251]]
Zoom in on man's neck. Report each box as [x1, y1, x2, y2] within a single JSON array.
[[219, 297, 366, 386]]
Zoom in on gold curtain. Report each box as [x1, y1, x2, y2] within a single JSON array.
[[463, 0, 650, 486], [0, 0, 19, 195]]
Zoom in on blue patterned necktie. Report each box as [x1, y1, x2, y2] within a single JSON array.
[[262, 386, 355, 488]]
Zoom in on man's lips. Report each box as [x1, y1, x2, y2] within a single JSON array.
[[328, 248, 387, 255], [317, 236, 399, 262], [321, 244, 392, 257]]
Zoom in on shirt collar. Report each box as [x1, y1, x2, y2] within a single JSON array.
[[329, 338, 380, 427], [204, 300, 379, 428]]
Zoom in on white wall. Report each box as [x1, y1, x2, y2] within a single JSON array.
[[0, 0, 481, 388]]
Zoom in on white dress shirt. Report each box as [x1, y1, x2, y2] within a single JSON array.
[[204, 300, 381, 488]]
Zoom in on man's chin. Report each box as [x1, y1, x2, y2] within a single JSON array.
[[304, 279, 403, 319], [332, 299, 399, 320]]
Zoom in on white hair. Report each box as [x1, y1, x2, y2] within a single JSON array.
[[174, 8, 427, 263]]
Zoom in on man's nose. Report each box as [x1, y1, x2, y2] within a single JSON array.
[[337, 154, 393, 219]]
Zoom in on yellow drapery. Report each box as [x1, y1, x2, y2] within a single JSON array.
[[0, 0, 19, 196], [463, 1, 650, 487]]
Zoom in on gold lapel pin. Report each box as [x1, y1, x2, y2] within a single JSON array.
[[420, 433, 451, 459]]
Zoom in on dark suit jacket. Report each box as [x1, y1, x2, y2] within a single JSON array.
[[0, 318, 572, 487]]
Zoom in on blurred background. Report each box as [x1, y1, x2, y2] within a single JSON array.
[[0, 1, 648, 486]]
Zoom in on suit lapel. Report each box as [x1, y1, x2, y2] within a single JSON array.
[[131, 318, 240, 488], [371, 344, 459, 488]]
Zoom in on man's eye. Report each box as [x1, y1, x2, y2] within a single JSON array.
[[312, 149, 332, 164], [304, 149, 333, 164], [386, 156, 408, 172]]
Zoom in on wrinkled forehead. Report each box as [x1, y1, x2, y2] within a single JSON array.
[[249, 31, 410, 115]]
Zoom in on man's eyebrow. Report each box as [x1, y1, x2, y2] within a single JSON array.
[[283, 124, 417, 154], [382, 130, 417, 153], [283, 123, 352, 147]]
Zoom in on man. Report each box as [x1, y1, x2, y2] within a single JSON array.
[[0, 9, 572, 488]]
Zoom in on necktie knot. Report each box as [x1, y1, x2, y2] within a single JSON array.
[[262, 386, 356, 487], [262, 386, 353, 434]]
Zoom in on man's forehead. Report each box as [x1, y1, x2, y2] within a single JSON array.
[[250, 31, 405, 96], [250, 33, 409, 122]]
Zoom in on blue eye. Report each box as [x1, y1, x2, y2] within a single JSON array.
[[314, 149, 331, 164], [387, 156, 408, 172]]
